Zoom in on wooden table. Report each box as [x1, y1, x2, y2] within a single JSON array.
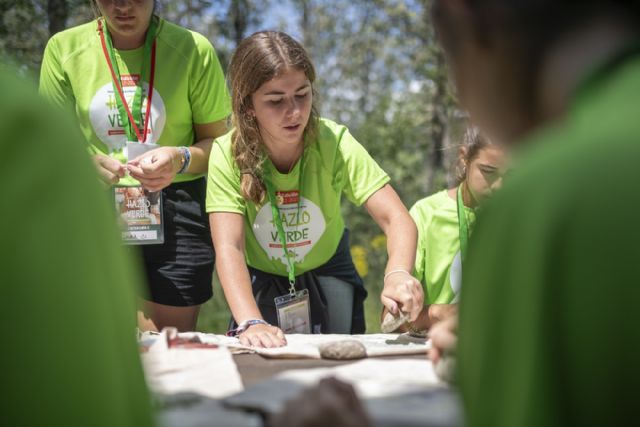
[[233, 352, 429, 387], [227, 352, 463, 427], [156, 350, 461, 427]]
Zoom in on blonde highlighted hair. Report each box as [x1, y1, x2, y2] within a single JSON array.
[[228, 31, 319, 204]]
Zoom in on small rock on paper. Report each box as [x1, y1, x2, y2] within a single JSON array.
[[319, 340, 367, 360]]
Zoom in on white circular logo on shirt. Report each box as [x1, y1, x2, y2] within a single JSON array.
[[89, 80, 166, 152], [253, 193, 326, 270], [449, 250, 462, 302]]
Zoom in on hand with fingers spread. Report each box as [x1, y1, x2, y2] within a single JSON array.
[[268, 377, 372, 427], [238, 323, 287, 348], [380, 269, 424, 322], [428, 314, 458, 365], [126, 146, 183, 192], [93, 154, 126, 185]]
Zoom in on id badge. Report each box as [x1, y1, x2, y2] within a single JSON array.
[[115, 141, 164, 245], [113, 186, 164, 245], [125, 141, 159, 161], [275, 289, 311, 334]]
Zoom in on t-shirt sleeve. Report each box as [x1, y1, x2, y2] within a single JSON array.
[[39, 36, 75, 109], [336, 127, 390, 206], [206, 138, 246, 214], [409, 202, 428, 290], [189, 34, 231, 124]]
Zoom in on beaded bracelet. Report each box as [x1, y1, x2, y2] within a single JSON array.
[[226, 319, 270, 337], [176, 146, 191, 174]]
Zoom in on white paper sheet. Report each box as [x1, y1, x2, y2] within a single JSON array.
[[222, 358, 460, 427], [141, 332, 244, 400], [276, 358, 439, 397], [251, 333, 430, 359], [142, 331, 429, 359]]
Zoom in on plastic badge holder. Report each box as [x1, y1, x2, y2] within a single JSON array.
[[275, 289, 311, 334]]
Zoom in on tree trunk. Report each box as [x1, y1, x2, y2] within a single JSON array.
[[48, 0, 68, 37], [231, 0, 248, 48], [299, 0, 311, 49]]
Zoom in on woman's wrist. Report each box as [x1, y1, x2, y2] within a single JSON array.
[[226, 319, 271, 337], [383, 268, 412, 284], [428, 304, 458, 324], [175, 146, 191, 174]]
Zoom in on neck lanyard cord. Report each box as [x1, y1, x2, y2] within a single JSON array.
[[263, 152, 305, 294], [98, 18, 157, 143], [457, 184, 470, 268]]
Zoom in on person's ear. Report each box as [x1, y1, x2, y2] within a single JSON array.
[[245, 104, 256, 119], [458, 145, 468, 161]]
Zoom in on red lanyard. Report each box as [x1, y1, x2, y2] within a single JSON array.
[[97, 18, 156, 143]]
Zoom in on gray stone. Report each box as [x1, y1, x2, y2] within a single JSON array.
[[318, 340, 367, 360], [380, 311, 410, 333]]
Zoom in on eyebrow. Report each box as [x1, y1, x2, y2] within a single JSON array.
[[263, 84, 310, 96]]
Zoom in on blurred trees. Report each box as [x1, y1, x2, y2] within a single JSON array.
[[2, 0, 463, 332], [0, 0, 93, 70]]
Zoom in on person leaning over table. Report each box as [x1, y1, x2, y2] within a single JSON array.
[[39, 0, 230, 332], [1, 62, 154, 427], [387, 127, 506, 333], [206, 31, 423, 348]]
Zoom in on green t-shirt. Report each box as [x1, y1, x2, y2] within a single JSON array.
[[206, 118, 390, 275], [458, 52, 640, 427], [410, 189, 476, 304], [39, 17, 230, 185], [1, 64, 153, 425]]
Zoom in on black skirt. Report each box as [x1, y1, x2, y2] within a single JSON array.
[[140, 177, 214, 306], [232, 229, 367, 334]]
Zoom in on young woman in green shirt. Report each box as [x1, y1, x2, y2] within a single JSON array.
[[40, 0, 230, 331], [206, 31, 423, 348], [401, 128, 505, 332]]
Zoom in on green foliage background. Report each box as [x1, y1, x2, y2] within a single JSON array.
[[2, 0, 465, 333]]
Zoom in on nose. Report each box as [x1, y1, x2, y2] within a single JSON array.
[[492, 177, 503, 191], [285, 97, 301, 119]]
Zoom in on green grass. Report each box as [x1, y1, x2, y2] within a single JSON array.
[[196, 272, 231, 333]]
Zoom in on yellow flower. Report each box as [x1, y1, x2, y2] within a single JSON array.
[[350, 245, 369, 277], [371, 234, 387, 250]]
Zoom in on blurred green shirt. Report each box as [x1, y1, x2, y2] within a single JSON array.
[[0, 64, 154, 426], [459, 51, 640, 426], [410, 189, 476, 303]]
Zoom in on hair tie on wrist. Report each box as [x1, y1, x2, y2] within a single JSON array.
[[383, 269, 411, 282]]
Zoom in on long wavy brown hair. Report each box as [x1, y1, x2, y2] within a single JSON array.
[[228, 31, 320, 204]]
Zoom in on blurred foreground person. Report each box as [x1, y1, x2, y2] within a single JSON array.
[[268, 378, 372, 427], [431, 0, 640, 426], [0, 64, 153, 426]]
